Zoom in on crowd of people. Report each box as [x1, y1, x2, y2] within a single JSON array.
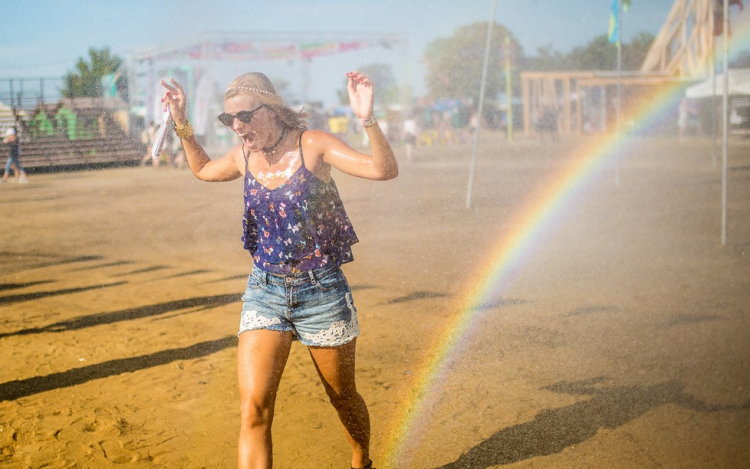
[[301, 99, 509, 162], [15, 91, 734, 188]]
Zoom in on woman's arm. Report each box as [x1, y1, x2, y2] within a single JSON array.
[[305, 129, 398, 181], [316, 71, 398, 181], [161, 79, 243, 182]]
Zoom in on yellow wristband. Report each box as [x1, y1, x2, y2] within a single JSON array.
[[173, 120, 194, 139]]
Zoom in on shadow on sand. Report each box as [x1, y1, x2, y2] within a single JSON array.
[[0, 254, 103, 275], [0, 282, 127, 307], [0, 293, 240, 339], [0, 280, 56, 292], [434, 377, 750, 468], [384, 291, 449, 305], [0, 336, 237, 401]]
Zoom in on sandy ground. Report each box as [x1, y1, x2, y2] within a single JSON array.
[[0, 134, 749, 468]]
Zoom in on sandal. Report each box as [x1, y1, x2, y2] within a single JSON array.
[[352, 460, 374, 469]]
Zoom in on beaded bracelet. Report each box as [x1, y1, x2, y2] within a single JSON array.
[[361, 116, 377, 127]]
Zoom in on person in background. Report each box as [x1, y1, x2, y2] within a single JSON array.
[[402, 114, 418, 162], [140, 121, 157, 166], [2, 127, 28, 184], [171, 130, 186, 169], [678, 98, 689, 139]]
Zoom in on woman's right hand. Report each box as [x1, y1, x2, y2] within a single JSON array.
[[160, 79, 188, 126]]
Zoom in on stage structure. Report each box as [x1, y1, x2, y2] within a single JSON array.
[[521, 0, 722, 136], [126, 31, 407, 147]]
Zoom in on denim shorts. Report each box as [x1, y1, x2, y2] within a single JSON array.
[[238, 265, 359, 347], [5, 156, 23, 173]]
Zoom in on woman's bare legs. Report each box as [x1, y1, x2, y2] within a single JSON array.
[[308, 339, 371, 468], [237, 330, 293, 469]]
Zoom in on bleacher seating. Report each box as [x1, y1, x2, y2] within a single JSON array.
[[1, 99, 143, 170]]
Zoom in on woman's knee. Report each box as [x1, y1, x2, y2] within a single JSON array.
[[325, 385, 361, 410], [239, 397, 275, 430]]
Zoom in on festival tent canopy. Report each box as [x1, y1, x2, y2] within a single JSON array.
[[685, 69, 750, 98]]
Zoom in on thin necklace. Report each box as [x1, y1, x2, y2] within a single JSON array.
[[262, 127, 288, 159]]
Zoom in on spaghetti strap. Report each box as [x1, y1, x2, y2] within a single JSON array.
[[298, 130, 306, 165]]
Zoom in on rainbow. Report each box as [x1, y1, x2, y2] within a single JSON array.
[[382, 11, 750, 468], [726, 6, 750, 63]]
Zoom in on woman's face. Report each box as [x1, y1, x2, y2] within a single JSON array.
[[223, 94, 274, 152]]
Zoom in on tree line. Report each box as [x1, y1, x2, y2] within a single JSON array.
[[63, 22, 750, 106]]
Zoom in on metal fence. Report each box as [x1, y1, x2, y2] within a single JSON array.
[[0, 77, 65, 111]]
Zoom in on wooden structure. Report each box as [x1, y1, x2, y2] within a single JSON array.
[[521, 72, 594, 136], [641, 0, 715, 77], [521, 71, 693, 136], [522, 0, 717, 136]]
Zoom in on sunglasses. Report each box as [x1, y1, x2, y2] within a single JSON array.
[[217, 105, 265, 127]]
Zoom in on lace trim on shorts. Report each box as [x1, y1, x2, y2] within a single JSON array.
[[240, 309, 283, 332], [300, 292, 359, 346]]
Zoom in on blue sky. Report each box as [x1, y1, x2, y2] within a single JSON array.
[[0, 0, 743, 107]]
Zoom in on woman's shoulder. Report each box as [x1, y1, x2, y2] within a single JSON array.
[[301, 128, 331, 142], [220, 143, 248, 172], [300, 129, 341, 152]]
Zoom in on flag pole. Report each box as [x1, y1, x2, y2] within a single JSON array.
[[711, 48, 718, 170], [466, 0, 498, 209], [615, 0, 623, 188], [721, 0, 729, 246], [505, 36, 514, 143]]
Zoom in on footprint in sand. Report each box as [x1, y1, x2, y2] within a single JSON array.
[[100, 440, 136, 464], [55, 415, 137, 463]]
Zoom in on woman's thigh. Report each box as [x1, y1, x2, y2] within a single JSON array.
[[237, 329, 294, 405], [307, 339, 358, 397]]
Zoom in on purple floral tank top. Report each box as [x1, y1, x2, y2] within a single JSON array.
[[242, 131, 359, 274]]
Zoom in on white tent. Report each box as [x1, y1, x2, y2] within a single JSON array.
[[685, 69, 750, 98]]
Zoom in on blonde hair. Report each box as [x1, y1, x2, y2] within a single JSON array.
[[224, 72, 308, 130]]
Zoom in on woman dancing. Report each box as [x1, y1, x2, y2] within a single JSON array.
[[160, 70, 397, 469]]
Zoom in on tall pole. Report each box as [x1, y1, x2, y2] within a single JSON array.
[[504, 36, 514, 143], [721, 0, 729, 246], [466, 0, 498, 209], [711, 52, 718, 169], [615, 0, 623, 188]]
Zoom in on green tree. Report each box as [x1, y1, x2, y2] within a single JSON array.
[[525, 32, 655, 72], [566, 35, 617, 71], [525, 45, 568, 71], [337, 63, 398, 107], [63, 47, 123, 98], [423, 22, 522, 102], [622, 31, 655, 70], [269, 77, 291, 98]]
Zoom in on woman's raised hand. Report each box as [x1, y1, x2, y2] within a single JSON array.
[[160, 79, 188, 126], [346, 71, 375, 121]]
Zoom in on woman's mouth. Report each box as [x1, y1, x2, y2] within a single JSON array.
[[239, 131, 257, 147]]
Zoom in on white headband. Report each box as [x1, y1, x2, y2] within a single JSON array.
[[225, 86, 275, 96]]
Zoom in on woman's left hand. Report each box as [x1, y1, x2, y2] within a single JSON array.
[[346, 71, 375, 121]]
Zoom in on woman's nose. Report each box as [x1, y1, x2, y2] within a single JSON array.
[[231, 117, 243, 131]]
